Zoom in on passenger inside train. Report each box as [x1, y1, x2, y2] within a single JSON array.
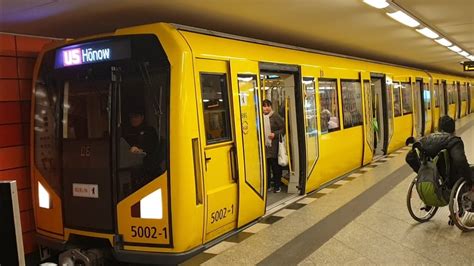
[[263, 99, 285, 193]]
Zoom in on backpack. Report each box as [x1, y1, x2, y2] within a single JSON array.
[[414, 145, 450, 207]]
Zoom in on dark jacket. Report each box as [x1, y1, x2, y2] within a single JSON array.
[[406, 132, 471, 187], [266, 112, 285, 159]]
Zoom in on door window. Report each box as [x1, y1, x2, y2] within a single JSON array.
[[200, 74, 232, 144], [401, 82, 413, 114], [237, 75, 264, 196], [319, 79, 340, 133], [303, 78, 319, 177], [341, 80, 363, 128], [363, 80, 374, 152]]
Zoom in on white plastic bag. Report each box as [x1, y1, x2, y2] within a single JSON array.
[[278, 135, 288, 167]]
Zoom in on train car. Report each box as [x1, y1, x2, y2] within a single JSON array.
[[30, 22, 473, 264]]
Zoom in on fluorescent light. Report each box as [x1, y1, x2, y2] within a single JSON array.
[[140, 189, 163, 219], [435, 38, 452, 46], [448, 46, 462, 52], [459, 51, 469, 57], [416, 27, 439, 39], [363, 0, 389, 9], [38, 182, 51, 209], [387, 11, 420, 27], [468, 55, 474, 61]]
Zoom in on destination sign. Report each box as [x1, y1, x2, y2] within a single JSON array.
[[463, 61, 474, 72], [55, 39, 131, 69]]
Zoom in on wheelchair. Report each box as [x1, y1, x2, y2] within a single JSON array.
[[405, 138, 474, 232]]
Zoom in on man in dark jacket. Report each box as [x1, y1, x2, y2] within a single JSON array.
[[406, 115, 472, 188]]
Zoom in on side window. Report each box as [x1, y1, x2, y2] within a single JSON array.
[[433, 83, 440, 107], [393, 82, 402, 117], [341, 80, 363, 128], [200, 73, 232, 144], [318, 79, 340, 133], [401, 82, 413, 114], [303, 78, 319, 176], [423, 83, 431, 110], [461, 83, 467, 101]]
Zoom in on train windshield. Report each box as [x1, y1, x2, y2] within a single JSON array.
[[34, 35, 170, 201]]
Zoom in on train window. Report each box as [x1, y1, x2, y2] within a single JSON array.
[[423, 83, 431, 110], [62, 81, 110, 140], [393, 83, 402, 117], [401, 82, 413, 114], [433, 83, 440, 108], [303, 78, 319, 176], [447, 83, 455, 104], [460, 83, 468, 101], [341, 80, 363, 128], [318, 79, 340, 133], [200, 74, 232, 144]]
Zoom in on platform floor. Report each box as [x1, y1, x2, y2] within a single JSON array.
[[182, 114, 474, 265]]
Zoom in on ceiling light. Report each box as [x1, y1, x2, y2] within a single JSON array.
[[459, 51, 469, 57], [363, 0, 389, 9], [387, 11, 420, 27], [435, 38, 452, 47], [468, 55, 474, 61], [416, 27, 439, 39], [448, 46, 462, 52]]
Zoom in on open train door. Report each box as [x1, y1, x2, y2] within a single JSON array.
[[370, 73, 392, 156], [229, 60, 266, 227]]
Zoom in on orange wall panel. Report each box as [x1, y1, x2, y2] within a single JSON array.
[[0, 57, 18, 78], [19, 80, 32, 100], [18, 188, 33, 211], [21, 210, 35, 232], [0, 34, 16, 56], [0, 167, 29, 189], [16, 36, 52, 57], [0, 79, 20, 101], [0, 124, 23, 147], [0, 146, 27, 169], [17, 58, 36, 79], [0, 102, 21, 124]]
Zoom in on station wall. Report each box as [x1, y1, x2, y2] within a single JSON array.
[[0, 33, 56, 254]]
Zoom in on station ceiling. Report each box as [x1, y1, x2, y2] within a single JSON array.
[[1, 0, 473, 77]]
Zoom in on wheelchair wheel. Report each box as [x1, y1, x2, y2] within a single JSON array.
[[407, 180, 438, 222], [449, 178, 474, 232]]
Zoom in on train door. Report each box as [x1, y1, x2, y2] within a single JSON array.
[[229, 60, 266, 227], [469, 82, 473, 114], [259, 63, 305, 209], [413, 79, 424, 137], [370, 74, 389, 156], [61, 66, 115, 232], [440, 80, 447, 116], [422, 81, 432, 135], [195, 59, 238, 241], [457, 82, 462, 119]]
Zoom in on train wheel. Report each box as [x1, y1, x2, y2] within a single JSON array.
[[406, 180, 438, 222]]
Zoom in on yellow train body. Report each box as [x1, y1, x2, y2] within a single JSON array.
[[30, 23, 473, 263]]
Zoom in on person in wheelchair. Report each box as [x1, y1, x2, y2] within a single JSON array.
[[406, 115, 473, 188]]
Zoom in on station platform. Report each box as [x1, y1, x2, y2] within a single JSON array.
[[183, 114, 474, 265]]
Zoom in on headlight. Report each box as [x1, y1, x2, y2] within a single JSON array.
[[38, 182, 51, 209], [140, 189, 163, 219]]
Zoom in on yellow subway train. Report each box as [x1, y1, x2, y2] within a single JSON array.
[[31, 22, 473, 264]]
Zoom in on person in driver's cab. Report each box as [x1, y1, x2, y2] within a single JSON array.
[[406, 115, 472, 188], [123, 107, 160, 188]]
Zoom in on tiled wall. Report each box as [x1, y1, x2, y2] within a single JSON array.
[[0, 34, 56, 254]]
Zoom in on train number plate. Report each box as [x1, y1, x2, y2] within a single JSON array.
[[72, 183, 99, 198]]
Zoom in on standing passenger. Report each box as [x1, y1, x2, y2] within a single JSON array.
[[263, 100, 285, 193]]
